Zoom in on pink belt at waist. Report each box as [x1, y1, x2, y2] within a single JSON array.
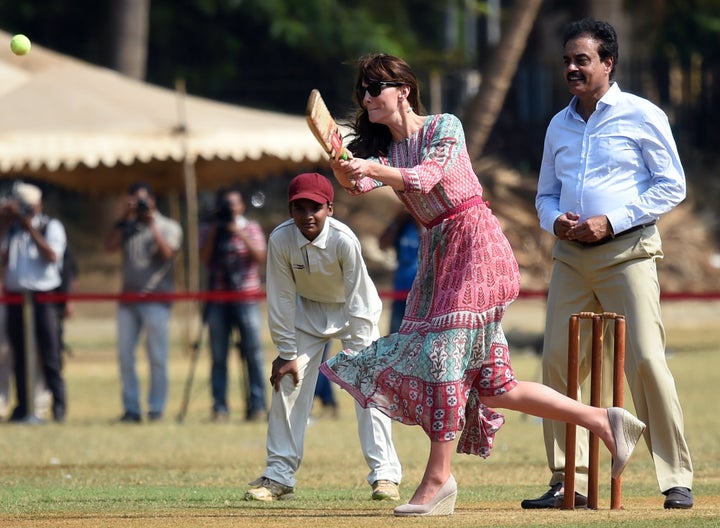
[[424, 196, 487, 229]]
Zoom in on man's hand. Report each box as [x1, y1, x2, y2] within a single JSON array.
[[566, 214, 613, 243], [18, 212, 34, 231], [553, 212, 580, 240], [269, 357, 299, 392], [3, 200, 33, 229]]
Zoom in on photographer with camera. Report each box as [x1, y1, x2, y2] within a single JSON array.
[[105, 182, 182, 423], [199, 187, 267, 423], [0, 182, 67, 422]]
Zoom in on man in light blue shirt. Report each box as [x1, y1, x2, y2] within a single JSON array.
[[526, 18, 693, 510]]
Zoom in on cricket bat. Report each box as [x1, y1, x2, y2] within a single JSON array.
[[306, 89, 348, 160]]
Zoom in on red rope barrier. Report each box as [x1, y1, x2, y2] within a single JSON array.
[[2, 289, 720, 305]]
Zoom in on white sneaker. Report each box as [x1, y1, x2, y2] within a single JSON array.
[[244, 477, 295, 501]]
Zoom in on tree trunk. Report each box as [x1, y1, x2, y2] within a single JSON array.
[[463, 0, 543, 161], [94, 0, 152, 260], [105, 0, 150, 80]]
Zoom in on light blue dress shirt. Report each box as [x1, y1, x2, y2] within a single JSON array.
[[3, 216, 65, 292], [536, 82, 686, 235]]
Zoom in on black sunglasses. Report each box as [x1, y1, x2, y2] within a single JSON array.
[[358, 81, 403, 99]]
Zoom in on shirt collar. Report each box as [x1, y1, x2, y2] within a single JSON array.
[[599, 81, 621, 107], [568, 82, 621, 118], [293, 217, 330, 250]]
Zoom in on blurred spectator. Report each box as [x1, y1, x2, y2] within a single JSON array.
[[0, 304, 11, 419], [105, 182, 182, 423], [0, 182, 67, 423], [0, 305, 51, 421], [379, 208, 423, 333], [54, 242, 78, 356], [199, 187, 267, 422], [312, 342, 337, 419]]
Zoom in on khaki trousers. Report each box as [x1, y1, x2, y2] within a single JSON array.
[[541, 226, 693, 494]]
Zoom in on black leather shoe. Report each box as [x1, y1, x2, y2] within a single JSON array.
[[8, 407, 27, 422], [663, 487, 693, 509], [521, 483, 588, 509], [53, 405, 66, 423], [117, 411, 141, 423]]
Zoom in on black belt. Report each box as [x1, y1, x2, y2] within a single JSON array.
[[579, 221, 656, 247]]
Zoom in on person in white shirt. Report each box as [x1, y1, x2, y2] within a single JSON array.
[[245, 172, 402, 502], [527, 18, 693, 510], [0, 182, 67, 422]]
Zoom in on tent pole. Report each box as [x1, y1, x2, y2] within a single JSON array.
[[176, 79, 202, 410], [182, 158, 200, 297], [168, 190, 192, 351], [175, 78, 199, 297]]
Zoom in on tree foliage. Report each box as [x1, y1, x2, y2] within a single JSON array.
[[2, 0, 718, 159], [636, 0, 720, 149], [143, 0, 456, 114], [655, 0, 720, 62]]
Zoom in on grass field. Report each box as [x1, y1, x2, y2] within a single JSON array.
[[1, 298, 719, 527]]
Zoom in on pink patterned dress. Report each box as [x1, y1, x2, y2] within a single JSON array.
[[320, 113, 521, 457]]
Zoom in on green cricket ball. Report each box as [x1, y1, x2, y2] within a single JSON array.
[[10, 34, 31, 56]]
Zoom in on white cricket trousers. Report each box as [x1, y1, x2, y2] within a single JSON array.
[[263, 329, 402, 489]]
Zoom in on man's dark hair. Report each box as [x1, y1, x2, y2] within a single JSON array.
[[214, 186, 243, 208], [563, 18, 618, 80], [128, 181, 154, 197]]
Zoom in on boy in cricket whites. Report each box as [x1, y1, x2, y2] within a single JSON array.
[[245, 172, 402, 502]]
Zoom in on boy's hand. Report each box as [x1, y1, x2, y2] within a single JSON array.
[[270, 357, 299, 392]]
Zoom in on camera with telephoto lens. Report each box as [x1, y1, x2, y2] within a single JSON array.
[[15, 197, 34, 217], [136, 197, 150, 214], [1, 195, 35, 217], [215, 199, 234, 224]]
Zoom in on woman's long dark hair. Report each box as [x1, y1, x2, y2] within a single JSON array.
[[346, 53, 426, 158]]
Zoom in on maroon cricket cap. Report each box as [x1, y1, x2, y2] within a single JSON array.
[[288, 172, 334, 204]]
